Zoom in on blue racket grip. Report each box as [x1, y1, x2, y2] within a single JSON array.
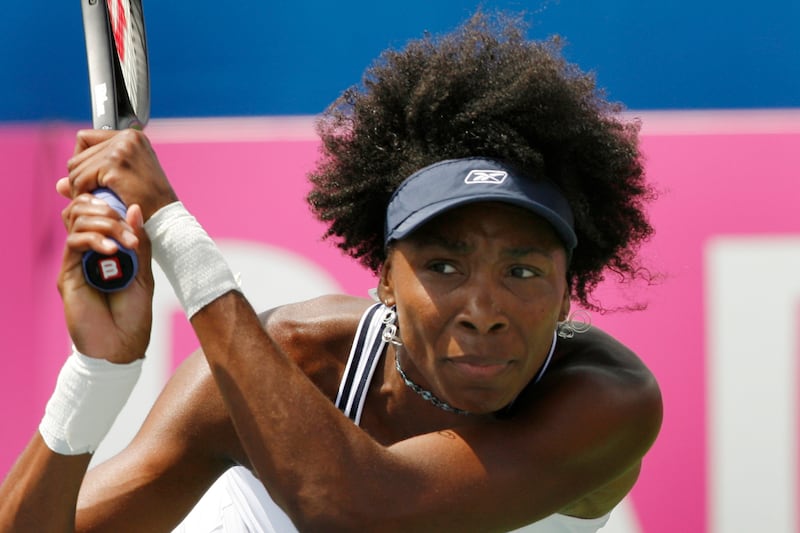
[[81, 188, 139, 292]]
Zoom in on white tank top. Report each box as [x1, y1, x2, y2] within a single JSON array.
[[174, 303, 611, 532]]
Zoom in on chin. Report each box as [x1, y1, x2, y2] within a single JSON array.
[[456, 390, 518, 416]]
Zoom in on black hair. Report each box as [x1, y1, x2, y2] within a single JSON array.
[[307, 12, 656, 310]]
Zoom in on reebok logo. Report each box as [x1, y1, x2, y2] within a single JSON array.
[[464, 170, 508, 184]]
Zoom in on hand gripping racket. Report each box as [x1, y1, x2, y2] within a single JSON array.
[[80, 0, 150, 292]]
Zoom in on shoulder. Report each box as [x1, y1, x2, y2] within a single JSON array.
[[369, 326, 661, 524], [507, 327, 662, 515], [259, 294, 375, 353], [258, 294, 376, 396], [549, 326, 661, 417], [529, 326, 662, 447]]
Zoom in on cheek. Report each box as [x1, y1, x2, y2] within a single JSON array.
[[396, 295, 438, 341], [506, 279, 566, 321], [395, 293, 450, 358], [510, 299, 563, 361]]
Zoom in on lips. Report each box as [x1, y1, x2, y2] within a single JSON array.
[[446, 355, 514, 381]]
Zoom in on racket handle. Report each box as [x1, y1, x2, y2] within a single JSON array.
[[81, 188, 139, 292]]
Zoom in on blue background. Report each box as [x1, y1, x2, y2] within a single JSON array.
[[2, 0, 798, 122]]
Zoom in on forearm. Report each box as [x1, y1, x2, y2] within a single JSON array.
[[145, 202, 386, 522], [190, 292, 393, 528], [0, 348, 143, 532], [149, 204, 514, 530], [185, 298, 548, 532], [0, 434, 89, 532]]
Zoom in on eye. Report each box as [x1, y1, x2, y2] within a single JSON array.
[[509, 265, 538, 279], [429, 261, 457, 274]]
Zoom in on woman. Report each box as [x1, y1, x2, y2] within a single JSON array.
[[0, 13, 661, 532]]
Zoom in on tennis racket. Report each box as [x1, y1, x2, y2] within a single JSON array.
[[80, 0, 150, 292]]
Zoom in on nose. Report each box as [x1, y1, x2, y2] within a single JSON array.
[[456, 280, 509, 335]]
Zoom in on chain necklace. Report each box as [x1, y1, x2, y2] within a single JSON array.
[[394, 351, 471, 416], [380, 303, 471, 416]]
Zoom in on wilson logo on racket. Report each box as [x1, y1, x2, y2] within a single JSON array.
[[93, 83, 110, 117], [464, 170, 508, 184]]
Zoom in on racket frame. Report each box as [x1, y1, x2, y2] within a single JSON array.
[[81, 0, 145, 130]]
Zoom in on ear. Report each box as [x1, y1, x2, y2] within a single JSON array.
[[558, 287, 571, 322], [377, 257, 396, 307]]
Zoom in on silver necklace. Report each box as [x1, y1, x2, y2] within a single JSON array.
[[394, 352, 471, 416], [380, 304, 471, 416]]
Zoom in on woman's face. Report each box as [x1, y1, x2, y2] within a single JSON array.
[[380, 202, 570, 414]]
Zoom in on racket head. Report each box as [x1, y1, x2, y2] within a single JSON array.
[[81, 0, 150, 130]]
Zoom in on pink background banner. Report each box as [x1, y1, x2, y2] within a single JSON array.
[[2, 111, 799, 532]]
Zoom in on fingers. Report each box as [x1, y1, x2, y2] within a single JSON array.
[[122, 203, 155, 288], [125, 203, 151, 262], [66, 130, 118, 195], [126, 203, 144, 234], [66, 129, 149, 197], [63, 128, 178, 220], [72, 128, 118, 157], [56, 177, 71, 199], [62, 194, 139, 257], [66, 132, 111, 197]]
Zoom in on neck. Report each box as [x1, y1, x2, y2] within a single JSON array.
[[392, 346, 472, 416]]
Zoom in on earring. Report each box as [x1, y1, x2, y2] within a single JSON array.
[[557, 310, 592, 339], [380, 307, 403, 346]]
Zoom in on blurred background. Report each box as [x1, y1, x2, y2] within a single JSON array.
[[1, 1, 799, 532], [3, 0, 799, 120]]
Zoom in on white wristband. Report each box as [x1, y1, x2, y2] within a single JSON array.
[[145, 201, 240, 318], [39, 349, 143, 455]]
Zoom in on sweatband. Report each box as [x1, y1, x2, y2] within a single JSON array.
[[145, 201, 241, 318], [38, 348, 143, 455]]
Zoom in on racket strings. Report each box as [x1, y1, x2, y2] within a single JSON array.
[[108, 0, 149, 124]]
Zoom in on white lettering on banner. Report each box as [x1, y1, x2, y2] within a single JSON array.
[[707, 237, 800, 533], [91, 239, 342, 466]]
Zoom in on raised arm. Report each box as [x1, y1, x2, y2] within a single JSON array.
[[75, 349, 244, 532], [56, 128, 663, 531], [191, 292, 661, 531], [0, 157, 153, 531], [0, 129, 218, 532], [1, 346, 245, 533]]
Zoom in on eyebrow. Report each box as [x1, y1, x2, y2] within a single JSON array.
[[504, 246, 555, 260], [412, 234, 472, 253]]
